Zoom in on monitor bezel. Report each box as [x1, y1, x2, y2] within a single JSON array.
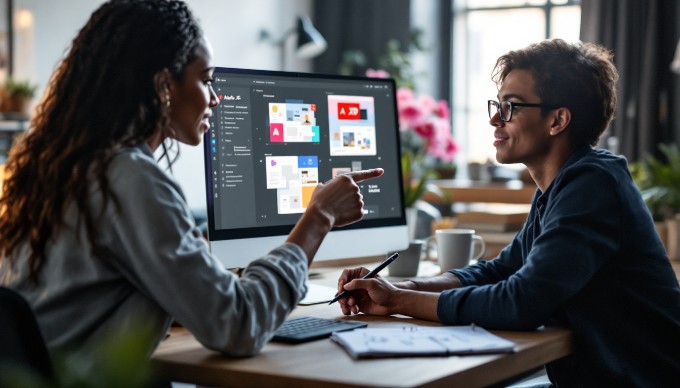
[[204, 67, 406, 244]]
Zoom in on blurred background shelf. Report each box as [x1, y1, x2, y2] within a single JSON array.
[[0, 114, 29, 163], [423, 179, 536, 205]]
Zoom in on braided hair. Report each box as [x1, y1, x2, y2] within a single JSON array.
[[0, 0, 203, 284]]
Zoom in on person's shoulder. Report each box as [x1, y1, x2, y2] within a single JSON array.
[[585, 148, 626, 164], [566, 147, 628, 177], [111, 144, 156, 167], [110, 144, 159, 170], [108, 144, 169, 184], [106, 145, 186, 203], [551, 148, 626, 190]]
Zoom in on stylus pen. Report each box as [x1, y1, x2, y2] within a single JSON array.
[[328, 252, 399, 305]]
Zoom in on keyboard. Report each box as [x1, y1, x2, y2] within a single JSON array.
[[272, 316, 367, 344]]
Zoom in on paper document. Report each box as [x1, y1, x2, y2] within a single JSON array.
[[331, 325, 515, 359], [299, 283, 337, 305]]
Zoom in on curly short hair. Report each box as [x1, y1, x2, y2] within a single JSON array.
[[492, 39, 618, 148]]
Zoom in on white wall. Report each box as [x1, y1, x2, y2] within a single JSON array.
[[410, 0, 440, 99], [13, 1, 439, 211], [14, 0, 312, 211]]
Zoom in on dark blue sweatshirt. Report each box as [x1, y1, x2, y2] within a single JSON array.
[[440, 146, 680, 386]]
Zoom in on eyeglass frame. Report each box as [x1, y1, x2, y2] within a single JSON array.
[[488, 100, 560, 122]]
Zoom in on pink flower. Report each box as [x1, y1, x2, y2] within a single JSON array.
[[396, 87, 457, 164], [445, 137, 458, 154], [422, 118, 456, 162], [365, 68, 391, 79], [414, 121, 435, 139], [398, 101, 424, 131], [397, 87, 415, 105], [436, 100, 450, 119], [426, 140, 455, 163], [417, 94, 437, 115], [435, 137, 458, 163]]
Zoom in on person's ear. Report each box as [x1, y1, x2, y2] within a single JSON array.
[[549, 107, 571, 136], [154, 69, 171, 95], [153, 69, 172, 103]]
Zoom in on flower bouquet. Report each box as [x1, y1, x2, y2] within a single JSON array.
[[395, 86, 457, 207]]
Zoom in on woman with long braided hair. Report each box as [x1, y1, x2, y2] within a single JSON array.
[[0, 0, 382, 357]]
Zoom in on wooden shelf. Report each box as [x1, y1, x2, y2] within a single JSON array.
[[423, 179, 536, 204]]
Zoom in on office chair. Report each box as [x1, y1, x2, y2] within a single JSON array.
[[0, 287, 53, 382]]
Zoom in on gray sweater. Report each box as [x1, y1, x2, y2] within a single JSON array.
[[0, 144, 308, 357]]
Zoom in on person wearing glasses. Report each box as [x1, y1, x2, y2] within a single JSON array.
[[336, 39, 680, 386]]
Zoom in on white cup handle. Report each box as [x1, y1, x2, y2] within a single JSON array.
[[472, 235, 486, 261]]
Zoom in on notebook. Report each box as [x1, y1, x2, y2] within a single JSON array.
[[299, 283, 337, 305], [331, 325, 515, 359]]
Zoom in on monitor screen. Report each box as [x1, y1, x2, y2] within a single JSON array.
[[205, 67, 408, 268]]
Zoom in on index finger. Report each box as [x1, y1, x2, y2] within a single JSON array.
[[345, 168, 384, 183], [338, 267, 369, 285]]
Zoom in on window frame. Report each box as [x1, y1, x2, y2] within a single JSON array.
[[449, 0, 581, 175]]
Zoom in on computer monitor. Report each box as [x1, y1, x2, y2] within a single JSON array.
[[204, 67, 408, 268]]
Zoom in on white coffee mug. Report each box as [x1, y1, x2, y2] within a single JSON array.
[[426, 229, 485, 272]]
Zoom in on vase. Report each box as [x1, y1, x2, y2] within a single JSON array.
[[406, 207, 418, 241], [435, 165, 457, 180], [405, 202, 442, 241]]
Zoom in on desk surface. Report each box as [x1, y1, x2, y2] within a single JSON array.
[[152, 263, 573, 387], [152, 305, 571, 388]]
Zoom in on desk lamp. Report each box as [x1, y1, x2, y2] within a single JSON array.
[[671, 38, 680, 74], [260, 15, 327, 70]]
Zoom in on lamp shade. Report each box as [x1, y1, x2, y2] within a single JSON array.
[[671, 38, 680, 74], [295, 15, 327, 59]]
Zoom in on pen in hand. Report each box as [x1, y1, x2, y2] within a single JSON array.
[[328, 252, 399, 305]]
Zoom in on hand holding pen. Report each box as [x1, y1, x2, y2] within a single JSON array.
[[329, 252, 399, 305]]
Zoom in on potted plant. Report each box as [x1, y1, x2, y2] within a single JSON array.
[[2, 77, 38, 115], [630, 143, 680, 259]]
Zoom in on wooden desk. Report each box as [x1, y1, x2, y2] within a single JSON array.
[[152, 301, 572, 387], [152, 307, 571, 387]]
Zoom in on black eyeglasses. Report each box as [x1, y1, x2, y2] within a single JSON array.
[[488, 100, 560, 122]]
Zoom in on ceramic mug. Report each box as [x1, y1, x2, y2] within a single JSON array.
[[426, 229, 485, 272]]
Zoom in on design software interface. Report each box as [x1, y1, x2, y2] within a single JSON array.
[[205, 68, 404, 240]]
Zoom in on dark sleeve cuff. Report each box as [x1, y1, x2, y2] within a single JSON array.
[[437, 288, 462, 325]]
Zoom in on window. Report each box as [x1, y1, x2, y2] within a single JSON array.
[[451, 0, 581, 175]]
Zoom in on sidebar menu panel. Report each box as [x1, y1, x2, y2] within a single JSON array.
[[211, 85, 256, 229]]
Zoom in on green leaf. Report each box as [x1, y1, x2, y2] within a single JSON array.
[[630, 143, 680, 220]]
